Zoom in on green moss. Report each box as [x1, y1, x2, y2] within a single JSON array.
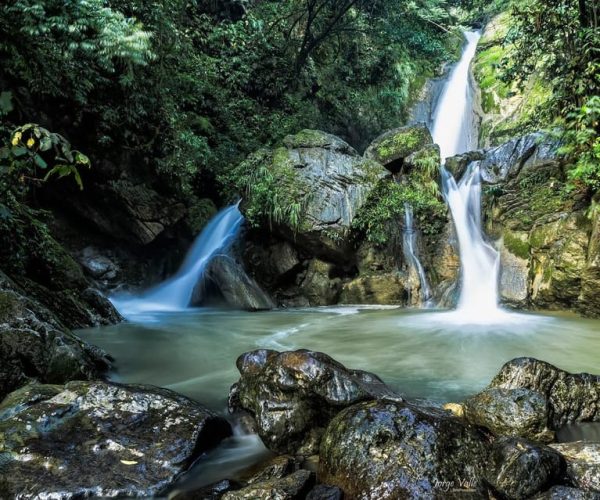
[[0, 291, 17, 321], [187, 198, 217, 234], [503, 231, 530, 259], [372, 125, 432, 164], [353, 177, 446, 245], [282, 129, 332, 150]]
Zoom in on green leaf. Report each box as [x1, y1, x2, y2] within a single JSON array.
[[12, 147, 28, 157], [34, 154, 48, 169]]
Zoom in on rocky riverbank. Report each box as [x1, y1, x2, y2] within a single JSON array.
[[2, 349, 600, 499]]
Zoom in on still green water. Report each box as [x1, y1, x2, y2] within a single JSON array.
[[78, 306, 600, 411]]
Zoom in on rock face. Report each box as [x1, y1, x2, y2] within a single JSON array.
[[463, 387, 554, 442], [0, 271, 111, 401], [364, 123, 434, 173], [489, 358, 600, 428], [319, 400, 488, 499], [484, 437, 564, 499], [0, 200, 120, 328], [229, 349, 401, 455], [549, 443, 600, 493], [192, 255, 274, 311], [0, 381, 231, 498], [241, 129, 386, 262]]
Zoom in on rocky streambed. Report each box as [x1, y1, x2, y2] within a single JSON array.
[[2, 340, 600, 499]]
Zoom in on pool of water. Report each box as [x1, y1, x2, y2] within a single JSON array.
[[78, 306, 600, 412]]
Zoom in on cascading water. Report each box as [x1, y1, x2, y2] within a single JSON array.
[[430, 30, 507, 321], [432, 30, 481, 159], [402, 203, 432, 304], [111, 203, 244, 319]]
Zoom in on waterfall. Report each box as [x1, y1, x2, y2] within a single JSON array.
[[432, 30, 481, 159], [111, 204, 244, 318], [431, 30, 505, 320], [402, 203, 432, 304]]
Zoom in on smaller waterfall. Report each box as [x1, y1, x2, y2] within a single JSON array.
[[402, 203, 432, 304], [111, 204, 244, 319], [441, 164, 502, 319]]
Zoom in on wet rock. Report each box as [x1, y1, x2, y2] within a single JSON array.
[[364, 123, 433, 173], [244, 455, 296, 484], [0, 381, 231, 498], [534, 486, 600, 499], [170, 479, 241, 500], [229, 349, 401, 455], [462, 387, 554, 442], [222, 469, 314, 500], [550, 442, 600, 492], [306, 484, 343, 500], [319, 400, 488, 499], [338, 273, 408, 305], [476, 132, 562, 184], [484, 436, 564, 499], [498, 232, 530, 307], [240, 129, 386, 262], [0, 272, 111, 400], [490, 358, 600, 428], [298, 259, 341, 306], [445, 150, 486, 181], [79, 246, 119, 280], [193, 255, 274, 311]]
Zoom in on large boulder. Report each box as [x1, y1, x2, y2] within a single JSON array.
[[0, 381, 231, 498], [550, 443, 600, 493], [319, 400, 488, 499], [0, 272, 110, 401], [484, 437, 564, 499], [364, 123, 434, 173], [338, 273, 408, 305], [228, 349, 401, 455], [462, 387, 554, 442], [489, 358, 600, 429], [240, 129, 387, 262], [192, 255, 274, 311]]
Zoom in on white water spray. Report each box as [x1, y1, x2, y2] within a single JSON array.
[[403, 203, 432, 304], [111, 204, 244, 319], [431, 30, 507, 321]]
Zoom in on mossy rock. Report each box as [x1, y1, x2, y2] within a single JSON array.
[[364, 123, 433, 173], [237, 130, 387, 262]]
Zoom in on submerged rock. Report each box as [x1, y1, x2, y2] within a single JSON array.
[[319, 400, 488, 499], [0, 381, 231, 498], [484, 437, 564, 499], [229, 349, 401, 455], [490, 358, 600, 428], [0, 272, 110, 400], [463, 387, 554, 442], [193, 255, 274, 311], [550, 443, 600, 492]]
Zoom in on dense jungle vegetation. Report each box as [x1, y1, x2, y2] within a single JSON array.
[[0, 0, 598, 216]]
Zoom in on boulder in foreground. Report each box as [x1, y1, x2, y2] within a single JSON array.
[[229, 349, 401, 455], [0, 381, 231, 498]]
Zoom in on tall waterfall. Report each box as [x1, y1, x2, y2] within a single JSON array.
[[432, 30, 481, 159], [431, 30, 504, 319], [111, 204, 244, 319], [403, 203, 432, 304]]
